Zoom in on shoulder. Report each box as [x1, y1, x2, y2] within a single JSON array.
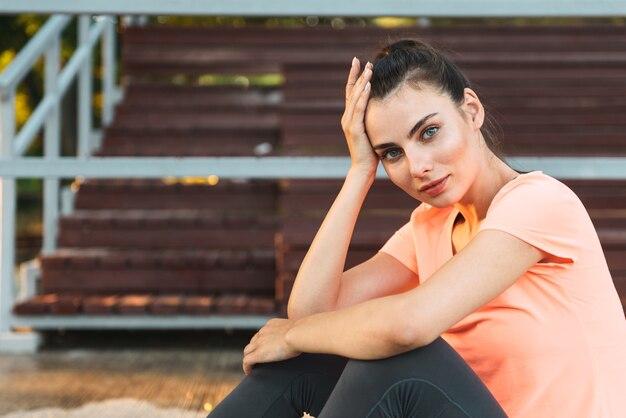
[[480, 171, 590, 262], [487, 171, 583, 216]]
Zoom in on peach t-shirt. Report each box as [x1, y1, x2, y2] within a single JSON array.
[[379, 171, 626, 417]]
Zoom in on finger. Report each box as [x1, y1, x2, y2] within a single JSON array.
[[344, 65, 373, 125], [243, 355, 255, 375], [341, 62, 372, 123], [354, 81, 371, 117], [348, 62, 369, 101], [347, 63, 372, 107], [243, 343, 255, 355], [345, 57, 360, 100]]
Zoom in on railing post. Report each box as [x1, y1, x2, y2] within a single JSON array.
[[78, 15, 93, 158], [43, 36, 61, 254], [102, 16, 116, 128], [0, 88, 17, 333]]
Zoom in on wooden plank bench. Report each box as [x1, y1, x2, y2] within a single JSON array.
[[14, 23, 626, 322], [281, 63, 626, 156], [122, 25, 626, 76], [26, 179, 281, 317], [13, 294, 276, 316], [275, 179, 419, 313], [74, 180, 278, 211], [99, 84, 281, 157], [274, 26, 626, 313]]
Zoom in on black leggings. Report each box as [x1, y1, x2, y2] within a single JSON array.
[[208, 337, 508, 418]]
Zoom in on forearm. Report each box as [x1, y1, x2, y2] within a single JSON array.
[[285, 292, 424, 359], [287, 168, 375, 319]]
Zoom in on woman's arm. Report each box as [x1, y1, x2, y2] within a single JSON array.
[[288, 58, 381, 319], [283, 229, 545, 359], [287, 169, 374, 319], [243, 229, 543, 373]]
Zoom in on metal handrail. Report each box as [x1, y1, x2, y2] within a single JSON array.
[[0, 14, 118, 338], [0, 16, 72, 94], [12, 17, 111, 157], [2, 0, 626, 17], [2, 156, 626, 180]]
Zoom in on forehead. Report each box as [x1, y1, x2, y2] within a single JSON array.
[[365, 84, 455, 141], [371, 83, 451, 116]]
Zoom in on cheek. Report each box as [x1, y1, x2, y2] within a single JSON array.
[[383, 163, 421, 199], [436, 128, 473, 166]]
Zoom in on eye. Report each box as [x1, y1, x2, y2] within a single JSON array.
[[381, 148, 403, 161], [422, 126, 439, 140]]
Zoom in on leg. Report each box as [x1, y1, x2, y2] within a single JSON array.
[[319, 337, 508, 418], [208, 353, 348, 418]]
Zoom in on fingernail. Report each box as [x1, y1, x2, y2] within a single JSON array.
[[352, 57, 358, 66], [365, 82, 371, 91], [367, 61, 372, 69]]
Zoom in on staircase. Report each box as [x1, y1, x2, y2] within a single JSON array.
[[13, 23, 626, 323]]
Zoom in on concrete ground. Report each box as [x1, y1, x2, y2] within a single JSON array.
[[0, 329, 252, 417]]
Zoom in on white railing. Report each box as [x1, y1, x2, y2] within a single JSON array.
[[0, 14, 118, 337], [2, 0, 626, 17]]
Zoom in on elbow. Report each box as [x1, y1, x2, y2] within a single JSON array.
[[389, 319, 438, 351], [286, 301, 320, 321], [286, 302, 304, 320], [287, 306, 302, 321], [287, 297, 337, 321]]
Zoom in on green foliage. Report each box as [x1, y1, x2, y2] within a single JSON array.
[[1, 15, 82, 239]]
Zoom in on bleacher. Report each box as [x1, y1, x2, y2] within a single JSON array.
[[13, 23, 626, 318]]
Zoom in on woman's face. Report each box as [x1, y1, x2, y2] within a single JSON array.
[[364, 83, 486, 207]]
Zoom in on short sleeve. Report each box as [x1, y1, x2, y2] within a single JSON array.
[[379, 221, 419, 275], [478, 174, 584, 263]]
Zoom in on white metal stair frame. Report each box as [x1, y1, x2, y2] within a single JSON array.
[[3, 0, 626, 17], [0, 14, 119, 352]]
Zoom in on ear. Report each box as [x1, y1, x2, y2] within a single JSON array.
[[462, 87, 484, 129]]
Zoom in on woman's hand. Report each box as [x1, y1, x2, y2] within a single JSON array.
[[242, 318, 302, 375], [341, 58, 379, 178]]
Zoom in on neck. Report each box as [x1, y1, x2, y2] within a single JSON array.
[[453, 156, 518, 233]]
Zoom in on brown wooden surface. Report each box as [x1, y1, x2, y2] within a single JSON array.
[[14, 294, 275, 316], [18, 24, 626, 317], [74, 181, 278, 210]]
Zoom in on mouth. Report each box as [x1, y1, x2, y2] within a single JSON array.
[[419, 175, 449, 196]]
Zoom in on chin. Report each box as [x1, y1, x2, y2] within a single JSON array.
[[427, 199, 457, 209], [418, 190, 460, 208]]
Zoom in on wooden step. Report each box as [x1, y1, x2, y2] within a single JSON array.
[[57, 211, 279, 250], [279, 179, 418, 214], [13, 293, 276, 315], [75, 180, 278, 211], [123, 84, 282, 107], [109, 112, 279, 131], [40, 248, 276, 294], [98, 128, 279, 157]]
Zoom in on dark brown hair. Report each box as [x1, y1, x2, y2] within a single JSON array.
[[370, 39, 504, 161]]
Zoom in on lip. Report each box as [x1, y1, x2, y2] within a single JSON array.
[[419, 175, 449, 197]]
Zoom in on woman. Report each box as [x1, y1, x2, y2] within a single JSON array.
[[209, 39, 626, 417]]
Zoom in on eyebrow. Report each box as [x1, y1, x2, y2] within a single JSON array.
[[372, 112, 439, 151], [407, 112, 438, 139]]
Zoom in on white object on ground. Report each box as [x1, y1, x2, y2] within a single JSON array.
[[1, 398, 207, 418]]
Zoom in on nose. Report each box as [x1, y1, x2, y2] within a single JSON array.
[[406, 146, 433, 178]]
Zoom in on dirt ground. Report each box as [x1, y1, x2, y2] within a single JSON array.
[[0, 330, 252, 417]]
